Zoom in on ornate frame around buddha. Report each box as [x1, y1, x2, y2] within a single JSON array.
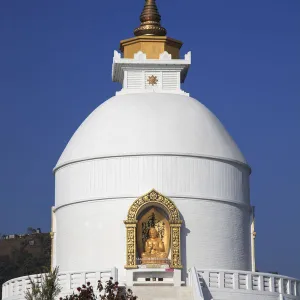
[[124, 189, 183, 269]]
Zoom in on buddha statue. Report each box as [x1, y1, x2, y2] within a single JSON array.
[[141, 227, 168, 264]]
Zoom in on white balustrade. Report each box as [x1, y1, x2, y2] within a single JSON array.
[[192, 269, 300, 299], [1, 268, 117, 300], [188, 267, 204, 300]]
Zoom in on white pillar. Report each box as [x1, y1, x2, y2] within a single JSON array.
[[111, 267, 118, 282], [51, 206, 56, 270], [173, 269, 182, 287], [126, 270, 134, 287], [250, 206, 256, 272]]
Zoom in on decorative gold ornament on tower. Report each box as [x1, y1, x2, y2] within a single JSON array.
[[134, 0, 167, 37], [124, 189, 183, 269], [120, 0, 183, 59], [147, 75, 158, 86]]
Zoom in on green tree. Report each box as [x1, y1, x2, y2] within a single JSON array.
[[25, 267, 61, 300]]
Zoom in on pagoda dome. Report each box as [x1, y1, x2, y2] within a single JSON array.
[[55, 93, 247, 171]]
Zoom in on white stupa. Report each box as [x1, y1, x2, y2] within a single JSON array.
[[2, 1, 299, 300]]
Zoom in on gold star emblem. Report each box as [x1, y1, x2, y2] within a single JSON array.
[[147, 75, 158, 86]]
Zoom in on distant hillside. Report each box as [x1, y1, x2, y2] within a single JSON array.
[[0, 230, 51, 299]]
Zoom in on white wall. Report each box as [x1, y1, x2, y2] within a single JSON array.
[[55, 155, 249, 206], [54, 155, 251, 281]]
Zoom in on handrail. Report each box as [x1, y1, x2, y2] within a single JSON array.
[[1, 268, 116, 300], [189, 267, 204, 300], [196, 268, 300, 298], [197, 268, 299, 281]]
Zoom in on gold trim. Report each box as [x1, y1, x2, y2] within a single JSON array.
[[170, 225, 182, 269], [125, 224, 138, 269], [124, 189, 182, 269]]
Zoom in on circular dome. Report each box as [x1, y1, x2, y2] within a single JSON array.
[[55, 93, 247, 170]]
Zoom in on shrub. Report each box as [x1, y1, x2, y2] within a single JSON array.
[[61, 277, 137, 300]]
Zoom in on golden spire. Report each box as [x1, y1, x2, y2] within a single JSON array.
[[120, 0, 183, 59], [134, 0, 167, 36]]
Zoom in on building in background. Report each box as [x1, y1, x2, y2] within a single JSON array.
[[2, 1, 300, 300], [0, 229, 50, 299]]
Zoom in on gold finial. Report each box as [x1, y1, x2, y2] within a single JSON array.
[[134, 0, 167, 36]]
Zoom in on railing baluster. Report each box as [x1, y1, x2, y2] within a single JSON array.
[[287, 279, 291, 295], [246, 273, 252, 290], [258, 275, 263, 291], [234, 272, 239, 290], [219, 271, 224, 289], [270, 276, 275, 293]]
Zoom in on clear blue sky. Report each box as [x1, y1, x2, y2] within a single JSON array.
[[0, 1, 299, 277]]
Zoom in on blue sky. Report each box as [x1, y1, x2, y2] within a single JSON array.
[[0, 1, 299, 277]]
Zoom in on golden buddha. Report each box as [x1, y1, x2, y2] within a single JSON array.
[[141, 227, 168, 264]]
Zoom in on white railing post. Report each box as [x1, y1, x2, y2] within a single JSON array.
[[3, 283, 6, 298], [279, 294, 284, 300], [22, 278, 27, 296], [10, 280, 13, 297], [219, 271, 224, 289], [96, 272, 101, 282], [190, 268, 204, 300], [234, 272, 239, 290], [187, 269, 191, 286], [247, 273, 252, 290], [67, 273, 71, 290], [259, 275, 263, 291], [279, 277, 284, 294], [111, 267, 118, 282], [81, 272, 86, 285], [292, 280, 296, 296], [270, 276, 275, 293], [287, 279, 291, 295]]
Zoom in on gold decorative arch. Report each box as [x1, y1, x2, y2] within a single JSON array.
[[124, 189, 182, 269]]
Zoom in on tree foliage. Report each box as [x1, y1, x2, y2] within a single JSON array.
[[0, 233, 51, 299], [25, 267, 61, 300]]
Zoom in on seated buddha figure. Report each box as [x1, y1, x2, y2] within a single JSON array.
[[141, 227, 168, 264]]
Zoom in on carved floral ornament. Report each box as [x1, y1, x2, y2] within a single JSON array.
[[124, 189, 183, 269], [147, 75, 158, 86]]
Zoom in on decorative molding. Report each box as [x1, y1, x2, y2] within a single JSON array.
[[113, 50, 121, 61], [159, 51, 172, 60], [53, 195, 251, 213], [54, 152, 251, 174], [134, 51, 147, 61], [184, 51, 191, 63], [126, 190, 181, 224]]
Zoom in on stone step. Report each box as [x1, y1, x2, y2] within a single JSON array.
[[129, 286, 193, 300]]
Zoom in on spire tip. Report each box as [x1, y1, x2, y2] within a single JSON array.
[[134, 0, 167, 36]]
